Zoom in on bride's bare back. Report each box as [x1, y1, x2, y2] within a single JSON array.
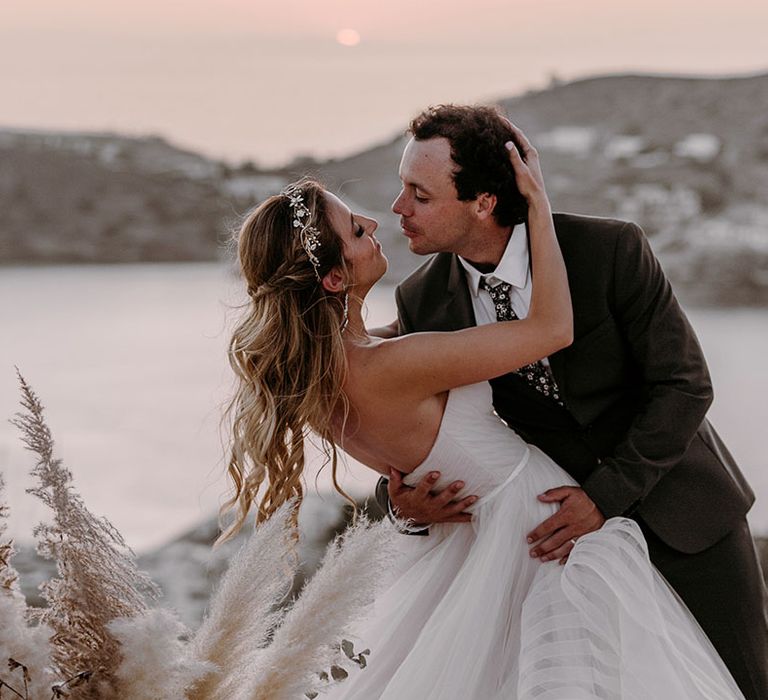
[[333, 337, 449, 476]]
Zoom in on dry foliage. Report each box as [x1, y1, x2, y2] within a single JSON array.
[[2, 371, 400, 699]]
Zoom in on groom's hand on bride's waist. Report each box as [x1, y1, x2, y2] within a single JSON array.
[[388, 468, 478, 528], [526, 487, 606, 565]]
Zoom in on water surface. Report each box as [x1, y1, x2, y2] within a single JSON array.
[[0, 263, 765, 551]]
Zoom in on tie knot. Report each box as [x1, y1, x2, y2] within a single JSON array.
[[480, 278, 512, 297]]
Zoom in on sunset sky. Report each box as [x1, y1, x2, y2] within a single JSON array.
[[2, 0, 767, 165]]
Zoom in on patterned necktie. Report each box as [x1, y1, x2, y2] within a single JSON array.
[[481, 279, 564, 407]]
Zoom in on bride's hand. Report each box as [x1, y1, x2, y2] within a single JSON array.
[[504, 121, 547, 205]]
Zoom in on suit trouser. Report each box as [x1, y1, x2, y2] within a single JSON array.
[[637, 516, 768, 700]]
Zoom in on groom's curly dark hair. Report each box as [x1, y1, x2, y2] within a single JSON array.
[[409, 104, 528, 227]]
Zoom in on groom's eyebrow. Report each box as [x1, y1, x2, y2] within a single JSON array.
[[401, 175, 431, 194]]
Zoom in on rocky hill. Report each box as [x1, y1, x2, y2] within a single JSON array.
[[2, 71, 768, 305]]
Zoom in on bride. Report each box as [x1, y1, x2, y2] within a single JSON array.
[[222, 125, 743, 699]]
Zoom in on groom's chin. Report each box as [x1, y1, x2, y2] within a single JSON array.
[[405, 237, 430, 256], [411, 244, 436, 257]]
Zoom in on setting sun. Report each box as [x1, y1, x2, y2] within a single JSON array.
[[336, 28, 361, 47]]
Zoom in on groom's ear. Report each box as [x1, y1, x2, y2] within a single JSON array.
[[475, 192, 497, 221], [321, 267, 345, 294]]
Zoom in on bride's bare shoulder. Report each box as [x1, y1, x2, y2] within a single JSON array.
[[344, 334, 397, 379], [343, 334, 418, 393], [343, 331, 451, 405]]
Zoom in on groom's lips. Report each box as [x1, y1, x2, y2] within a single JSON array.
[[401, 222, 419, 238]]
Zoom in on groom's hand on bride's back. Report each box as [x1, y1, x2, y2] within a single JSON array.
[[526, 486, 606, 564], [388, 468, 477, 526]]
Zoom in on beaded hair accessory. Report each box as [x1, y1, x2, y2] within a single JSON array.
[[283, 183, 322, 280]]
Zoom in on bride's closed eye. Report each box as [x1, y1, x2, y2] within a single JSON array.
[[354, 223, 366, 238]]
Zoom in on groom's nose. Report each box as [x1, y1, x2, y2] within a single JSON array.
[[391, 189, 407, 215]]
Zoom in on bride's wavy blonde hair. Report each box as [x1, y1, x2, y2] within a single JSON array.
[[219, 178, 354, 542]]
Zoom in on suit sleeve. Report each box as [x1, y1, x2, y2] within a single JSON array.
[[395, 284, 415, 334], [374, 475, 392, 519], [581, 222, 713, 518]]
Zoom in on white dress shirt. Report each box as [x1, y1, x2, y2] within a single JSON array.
[[458, 225, 551, 367]]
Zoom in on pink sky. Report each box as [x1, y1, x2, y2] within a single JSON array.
[[6, 0, 768, 41], [2, 0, 767, 164]]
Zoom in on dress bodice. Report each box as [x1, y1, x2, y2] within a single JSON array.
[[403, 382, 530, 499]]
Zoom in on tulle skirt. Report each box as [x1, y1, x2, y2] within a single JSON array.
[[323, 446, 743, 699]]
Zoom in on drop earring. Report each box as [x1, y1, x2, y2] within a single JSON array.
[[341, 291, 349, 331]]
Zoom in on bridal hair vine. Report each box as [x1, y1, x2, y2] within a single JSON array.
[[283, 183, 322, 280]]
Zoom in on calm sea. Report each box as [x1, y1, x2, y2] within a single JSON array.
[[1, 263, 766, 552]]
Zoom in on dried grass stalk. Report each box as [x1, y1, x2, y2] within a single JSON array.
[[0, 472, 20, 594], [109, 608, 215, 700], [0, 472, 57, 699], [246, 515, 399, 700], [11, 369, 160, 699], [6, 372, 402, 700], [187, 499, 299, 700]]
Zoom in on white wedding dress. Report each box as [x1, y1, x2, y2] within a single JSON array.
[[325, 382, 744, 699]]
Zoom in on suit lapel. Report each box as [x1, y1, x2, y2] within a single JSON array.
[[428, 255, 476, 332], [548, 348, 568, 395], [435, 253, 569, 395]]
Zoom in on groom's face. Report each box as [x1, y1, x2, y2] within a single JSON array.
[[392, 137, 476, 256]]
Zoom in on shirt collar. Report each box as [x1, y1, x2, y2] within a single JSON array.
[[459, 224, 530, 297]]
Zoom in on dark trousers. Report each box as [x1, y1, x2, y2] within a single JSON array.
[[638, 517, 768, 700]]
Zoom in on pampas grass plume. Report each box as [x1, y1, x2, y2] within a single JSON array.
[[11, 369, 160, 698], [109, 609, 215, 700], [0, 473, 57, 699], [6, 373, 403, 700], [245, 514, 399, 700], [188, 499, 299, 700], [0, 473, 20, 594]]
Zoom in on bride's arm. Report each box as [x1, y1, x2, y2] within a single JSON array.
[[373, 126, 572, 398]]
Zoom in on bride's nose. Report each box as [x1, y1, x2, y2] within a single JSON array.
[[362, 216, 378, 236]]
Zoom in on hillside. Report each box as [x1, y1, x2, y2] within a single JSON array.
[[2, 72, 768, 305], [0, 130, 233, 263], [303, 73, 768, 305]]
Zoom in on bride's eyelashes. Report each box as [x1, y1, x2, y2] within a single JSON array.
[[355, 223, 366, 238]]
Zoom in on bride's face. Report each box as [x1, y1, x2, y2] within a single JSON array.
[[324, 191, 387, 289]]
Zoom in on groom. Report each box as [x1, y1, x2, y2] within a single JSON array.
[[374, 104, 768, 698]]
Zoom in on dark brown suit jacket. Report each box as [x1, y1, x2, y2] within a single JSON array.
[[388, 213, 753, 553]]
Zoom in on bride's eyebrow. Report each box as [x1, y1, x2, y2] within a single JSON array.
[[349, 211, 356, 233]]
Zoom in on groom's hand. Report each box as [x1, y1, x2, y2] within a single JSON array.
[[526, 487, 605, 564], [388, 468, 477, 526]]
